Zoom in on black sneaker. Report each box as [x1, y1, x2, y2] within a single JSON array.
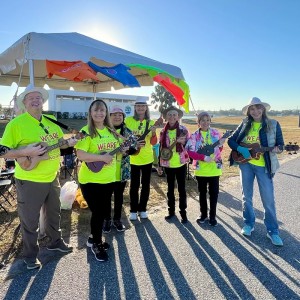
[[209, 219, 218, 227], [86, 235, 110, 250], [181, 217, 188, 224], [113, 220, 125, 232], [196, 216, 208, 224], [24, 258, 41, 270], [102, 220, 112, 233], [86, 235, 94, 247], [165, 213, 175, 220], [47, 239, 73, 253], [91, 243, 108, 262]]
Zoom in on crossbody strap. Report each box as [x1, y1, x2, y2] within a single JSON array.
[[43, 115, 73, 132]]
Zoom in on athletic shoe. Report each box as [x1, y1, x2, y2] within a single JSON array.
[[47, 239, 73, 253], [113, 220, 126, 232], [196, 216, 208, 224], [241, 225, 254, 236], [181, 217, 188, 224], [24, 258, 41, 270], [86, 234, 94, 247], [209, 219, 218, 227], [86, 235, 110, 250], [165, 213, 175, 220], [91, 243, 108, 262], [267, 233, 283, 246], [129, 212, 138, 221], [139, 211, 148, 219], [102, 220, 112, 233]]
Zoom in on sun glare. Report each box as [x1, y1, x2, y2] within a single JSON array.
[[79, 23, 129, 49]]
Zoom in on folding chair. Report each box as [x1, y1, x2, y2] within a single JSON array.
[[60, 147, 78, 181], [0, 179, 14, 213]]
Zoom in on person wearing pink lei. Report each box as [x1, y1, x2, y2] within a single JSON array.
[[185, 112, 225, 227], [157, 106, 189, 223]]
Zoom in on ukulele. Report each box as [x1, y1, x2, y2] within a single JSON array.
[[196, 130, 233, 156], [86, 135, 136, 173], [17, 131, 88, 171], [131, 116, 164, 155], [231, 142, 299, 164], [160, 133, 187, 161]]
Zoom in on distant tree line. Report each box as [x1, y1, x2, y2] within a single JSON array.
[[189, 108, 300, 117]]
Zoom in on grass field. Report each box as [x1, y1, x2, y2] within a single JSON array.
[[0, 116, 299, 268]]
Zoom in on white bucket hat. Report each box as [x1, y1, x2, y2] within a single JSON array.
[[242, 97, 271, 115], [17, 84, 49, 110]]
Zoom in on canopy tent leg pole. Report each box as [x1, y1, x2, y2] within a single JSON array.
[[93, 82, 96, 100], [29, 59, 35, 86]]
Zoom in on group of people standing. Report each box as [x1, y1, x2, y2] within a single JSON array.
[[0, 85, 285, 267]]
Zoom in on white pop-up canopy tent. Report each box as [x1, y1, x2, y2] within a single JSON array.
[[0, 32, 185, 92]]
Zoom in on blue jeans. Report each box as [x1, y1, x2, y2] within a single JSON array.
[[239, 163, 279, 235]]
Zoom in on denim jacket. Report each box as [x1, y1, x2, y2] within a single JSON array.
[[228, 117, 284, 177]]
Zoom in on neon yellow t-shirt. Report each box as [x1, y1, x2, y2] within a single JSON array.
[[242, 121, 265, 167], [194, 131, 222, 177], [166, 129, 184, 168], [125, 116, 154, 166], [75, 125, 119, 184], [1, 112, 63, 182]]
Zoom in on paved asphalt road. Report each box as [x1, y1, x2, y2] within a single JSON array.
[[0, 157, 299, 300]]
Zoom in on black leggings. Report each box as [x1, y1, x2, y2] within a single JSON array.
[[80, 182, 114, 244], [129, 163, 152, 212], [196, 176, 219, 220]]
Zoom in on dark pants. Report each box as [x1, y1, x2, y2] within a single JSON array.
[[130, 163, 152, 212], [80, 182, 114, 244], [196, 176, 220, 221], [164, 164, 187, 216], [110, 181, 127, 221]]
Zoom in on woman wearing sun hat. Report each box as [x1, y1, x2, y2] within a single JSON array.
[[157, 106, 190, 223], [102, 105, 140, 233], [124, 96, 158, 221], [228, 97, 284, 246]]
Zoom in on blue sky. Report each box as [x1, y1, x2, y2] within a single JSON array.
[[0, 0, 300, 111]]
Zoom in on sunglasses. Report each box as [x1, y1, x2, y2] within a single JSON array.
[[39, 122, 49, 134]]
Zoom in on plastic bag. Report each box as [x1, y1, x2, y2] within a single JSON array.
[[60, 180, 78, 210]]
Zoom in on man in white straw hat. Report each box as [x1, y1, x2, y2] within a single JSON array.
[[228, 97, 285, 246], [0, 84, 77, 269]]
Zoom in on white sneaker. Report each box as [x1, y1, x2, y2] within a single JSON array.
[[129, 212, 138, 221], [139, 211, 148, 219]]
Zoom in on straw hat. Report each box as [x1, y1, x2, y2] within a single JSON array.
[[17, 84, 48, 110], [135, 96, 150, 105], [242, 97, 271, 115], [162, 106, 184, 119]]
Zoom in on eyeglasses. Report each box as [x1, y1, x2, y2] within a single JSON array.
[[39, 122, 49, 134], [138, 122, 143, 130]]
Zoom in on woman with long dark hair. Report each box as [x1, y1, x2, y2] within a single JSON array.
[[75, 100, 120, 262], [228, 97, 284, 246]]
